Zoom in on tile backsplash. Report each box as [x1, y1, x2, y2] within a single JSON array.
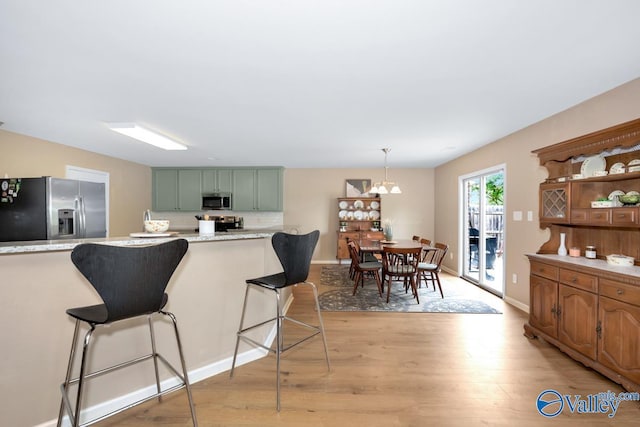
[[151, 210, 283, 231]]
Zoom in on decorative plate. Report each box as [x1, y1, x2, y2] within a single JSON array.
[[354, 200, 364, 209], [369, 210, 380, 220], [608, 190, 625, 200], [628, 159, 640, 166], [338, 201, 348, 209], [610, 162, 626, 174], [580, 155, 606, 178], [339, 210, 348, 219], [627, 191, 640, 196], [629, 166, 640, 173], [354, 210, 364, 220], [370, 201, 380, 209]]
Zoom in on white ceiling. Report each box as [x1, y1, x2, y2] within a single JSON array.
[[1, 1, 640, 169]]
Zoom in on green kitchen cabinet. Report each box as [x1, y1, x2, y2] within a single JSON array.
[[153, 169, 179, 211], [256, 168, 283, 211], [154, 167, 282, 212], [232, 169, 256, 211], [152, 168, 202, 211], [201, 168, 232, 194], [232, 168, 283, 211]]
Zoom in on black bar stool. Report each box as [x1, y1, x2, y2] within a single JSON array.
[[57, 239, 198, 427], [230, 230, 331, 411]]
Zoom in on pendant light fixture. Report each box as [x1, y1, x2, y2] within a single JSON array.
[[370, 148, 402, 195]]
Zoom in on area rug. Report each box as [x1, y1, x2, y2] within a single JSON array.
[[318, 265, 501, 314]]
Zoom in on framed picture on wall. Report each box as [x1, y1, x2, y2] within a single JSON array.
[[345, 179, 372, 197]]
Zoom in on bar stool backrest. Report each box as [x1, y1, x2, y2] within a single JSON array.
[[70, 239, 189, 323], [271, 230, 319, 285]]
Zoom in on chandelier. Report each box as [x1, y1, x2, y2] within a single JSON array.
[[370, 148, 401, 194]]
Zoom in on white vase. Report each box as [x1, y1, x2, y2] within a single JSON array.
[[558, 232, 568, 256]]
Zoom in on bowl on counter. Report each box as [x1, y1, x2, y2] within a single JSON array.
[[606, 254, 634, 267], [144, 220, 170, 233]]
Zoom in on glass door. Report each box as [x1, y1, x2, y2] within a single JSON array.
[[461, 168, 504, 296]]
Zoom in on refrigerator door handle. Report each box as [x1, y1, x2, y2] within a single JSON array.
[[78, 196, 87, 238]]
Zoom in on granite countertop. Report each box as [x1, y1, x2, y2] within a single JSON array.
[[0, 230, 279, 255]]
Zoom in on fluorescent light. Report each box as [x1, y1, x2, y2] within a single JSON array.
[[107, 123, 187, 150]]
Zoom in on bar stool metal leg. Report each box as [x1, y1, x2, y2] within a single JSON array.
[[148, 315, 162, 402], [307, 282, 331, 370], [58, 323, 95, 427], [275, 289, 282, 411], [164, 311, 198, 426], [230, 285, 251, 378]]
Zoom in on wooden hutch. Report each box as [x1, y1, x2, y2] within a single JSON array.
[[526, 117, 640, 393], [336, 197, 384, 261]]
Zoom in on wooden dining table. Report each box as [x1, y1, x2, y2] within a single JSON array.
[[358, 239, 430, 255], [357, 239, 437, 297]]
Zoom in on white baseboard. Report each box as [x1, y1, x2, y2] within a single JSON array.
[[504, 296, 529, 313]]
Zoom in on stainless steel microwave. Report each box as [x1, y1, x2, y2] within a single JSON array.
[[202, 193, 231, 210]]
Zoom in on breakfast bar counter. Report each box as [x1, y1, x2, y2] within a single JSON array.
[[0, 230, 279, 254], [0, 231, 286, 426]]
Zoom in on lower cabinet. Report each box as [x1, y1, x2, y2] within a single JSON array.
[[598, 279, 640, 386], [558, 284, 598, 360], [526, 256, 640, 392], [336, 231, 384, 260]]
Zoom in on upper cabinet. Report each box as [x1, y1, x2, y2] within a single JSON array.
[[152, 168, 202, 211], [232, 168, 283, 211], [533, 117, 640, 260], [152, 167, 283, 212], [202, 169, 232, 194]]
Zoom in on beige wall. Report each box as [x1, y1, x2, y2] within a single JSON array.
[[434, 77, 640, 308], [283, 168, 435, 262], [0, 129, 151, 236]]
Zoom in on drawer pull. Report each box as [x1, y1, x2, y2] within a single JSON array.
[[617, 289, 624, 295], [571, 277, 577, 283]]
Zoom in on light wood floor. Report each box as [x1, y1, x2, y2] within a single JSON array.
[[94, 265, 640, 426]]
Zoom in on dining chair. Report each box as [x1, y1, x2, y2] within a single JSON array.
[[58, 239, 197, 427], [347, 241, 383, 297], [417, 242, 449, 298], [412, 235, 421, 242], [381, 245, 422, 303], [419, 238, 434, 263], [230, 230, 331, 411]]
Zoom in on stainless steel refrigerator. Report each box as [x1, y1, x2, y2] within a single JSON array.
[[0, 177, 107, 242]]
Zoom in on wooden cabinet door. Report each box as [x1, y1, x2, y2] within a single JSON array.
[[539, 183, 569, 223], [153, 169, 178, 211], [529, 274, 558, 338], [337, 232, 359, 259], [598, 296, 640, 385], [558, 284, 598, 359]]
